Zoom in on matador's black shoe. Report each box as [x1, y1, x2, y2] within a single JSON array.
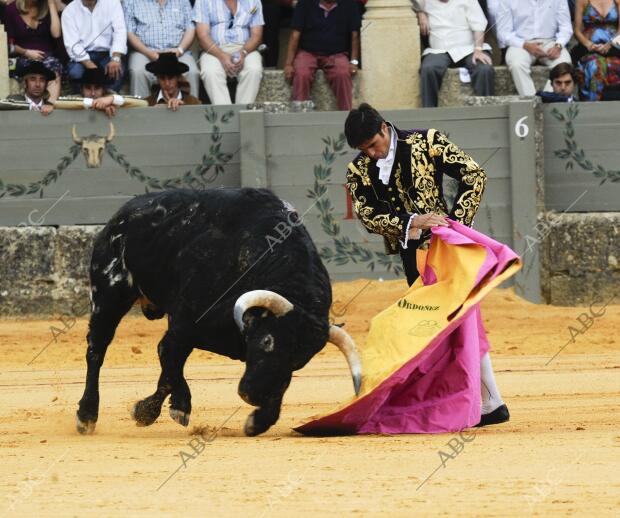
[[475, 404, 510, 427]]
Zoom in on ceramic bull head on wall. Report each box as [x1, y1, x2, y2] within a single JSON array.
[[72, 123, 115, 168]]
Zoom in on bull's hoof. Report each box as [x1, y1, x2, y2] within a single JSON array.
[[169, 408, 190, 427], [244, 413, 258, 436], [76, 414, 96, 435], [130, 399, 161, 427]]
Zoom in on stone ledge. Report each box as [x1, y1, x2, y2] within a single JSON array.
[[1, 213, 618, 314], [255, 69, 360, 111], [439, 66, 550, 107], [541, 212, 620, 306], [0, 226, 101, 316]]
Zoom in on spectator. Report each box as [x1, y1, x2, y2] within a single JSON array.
[[194, 0, 264, 105], [261, 0, 294, 67], [5, 0, 63, 102], [416, 0, 494, 108], [145, 52, 201, 109], [568, 0, 576, 20], [0, 0, 13, 24], [572, 0, 620, 101], [485, 0, 504, 46], [54, 67, 148, 115], [496, 0, 572, 96], [536, 62, 577, 102], [61, 0, 127, 93], [124, 0, 200, 98], [284, 0, 360, 111], [7, 60, 55, 114]]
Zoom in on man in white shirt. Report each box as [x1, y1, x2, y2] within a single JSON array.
[[495, 0, 572, 96], [62, 0, 128, 93], [416, 0, 495, 108]]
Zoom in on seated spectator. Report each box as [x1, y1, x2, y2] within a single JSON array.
[[7, 60, 55, 114], [145, 52, 201, 110], [124, 0, 200, 99], [5, 0, 63, 102], [54, 67, 148, 115], [261, 0, 295, 68], [536, 62, 578, 102], [496, 0, 573, 96], [485, 0, 505, 53], [572, 0, 620, 101], [194, 0, 264, 105], [61, 0, 127, 93], [568, 0, 576, 20], [283, 0, 360, 111], [416, 0, 494, 108]]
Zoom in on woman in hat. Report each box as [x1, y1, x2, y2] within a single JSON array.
[[145, 53, 201, 111]]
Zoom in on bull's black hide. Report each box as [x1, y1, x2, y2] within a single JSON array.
[[76, 188, 360, 436]]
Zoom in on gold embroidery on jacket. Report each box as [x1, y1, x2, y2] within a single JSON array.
[[426, 130, 485, 226], [348, 157, 372, 187], [403, 131, 443, 216], [346, 169, 404, 240]]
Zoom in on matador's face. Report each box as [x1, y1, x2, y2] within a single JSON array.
[[357, 121, 391, 161]]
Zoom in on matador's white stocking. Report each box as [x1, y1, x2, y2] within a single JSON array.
[[481, 352, 504, 415]]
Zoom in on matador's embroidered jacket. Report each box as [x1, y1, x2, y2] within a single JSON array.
[[346, 125, 487, 254]]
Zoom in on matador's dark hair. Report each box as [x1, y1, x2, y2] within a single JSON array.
[[344, 103, 385, 148]]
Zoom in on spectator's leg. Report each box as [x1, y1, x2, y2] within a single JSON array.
[[128, 52, 154, 98], [67, 61, 85, 93], [261, 0, 282, 67], [96, 54, 125, 93], [292, 50, 318, 101], [541, 45, 572, 68], [199, 52, 232, 105], [539, 42, 572, 92], [420, 52, 451, 107], [505, 46, 536, 95], [322, 53, 353, 111], [180, 53, 200, 98], [47, 73, 61, 102], [577, 57, 604, 101], [236, 50, 263, 104], [463, 52, 495, 96]]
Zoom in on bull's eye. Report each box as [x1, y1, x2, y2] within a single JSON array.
[[260, 335, 274, 352]]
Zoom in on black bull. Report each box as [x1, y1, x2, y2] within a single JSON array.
[[76, 188, 361, 436]]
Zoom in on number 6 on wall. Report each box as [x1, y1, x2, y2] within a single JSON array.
[[514, 116, 530, 138]]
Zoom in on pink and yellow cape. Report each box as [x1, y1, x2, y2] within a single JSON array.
[[295, 220, 521, 435]]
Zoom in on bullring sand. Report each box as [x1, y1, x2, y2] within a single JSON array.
[[0, 280, 618, 516]]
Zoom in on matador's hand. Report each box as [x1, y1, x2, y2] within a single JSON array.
[[411, 213, 449, 231]]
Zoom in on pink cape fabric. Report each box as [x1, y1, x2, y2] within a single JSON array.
[[295, 220, 521, 436]]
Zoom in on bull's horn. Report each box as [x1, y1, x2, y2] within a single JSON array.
[[328, 325, 362, 396], [106, 122, 115, 142], [233, 290, 294, 330], [71, 125, 82, 144]]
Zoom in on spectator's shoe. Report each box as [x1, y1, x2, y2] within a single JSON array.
[[475, 404, 510, 427]]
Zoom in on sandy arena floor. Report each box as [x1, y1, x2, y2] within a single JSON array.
[[0, 280, 618, 517]]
